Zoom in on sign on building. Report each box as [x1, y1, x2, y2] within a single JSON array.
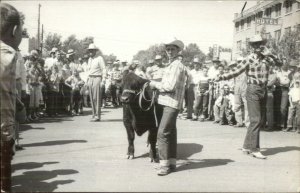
[[256, 18, 279, 25], [213, 44, 219, 57]]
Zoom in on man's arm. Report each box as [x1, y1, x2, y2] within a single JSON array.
[[218, 59, 249, 81], [150, 61, 181, 92]]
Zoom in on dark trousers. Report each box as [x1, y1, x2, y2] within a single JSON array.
[[193, 92, 209, 118], [187, 84, 195, 118], [0, 139, 14, 192], [280, 87, 289, 128], [243, 84, 267, 151], [266, 91, 274, 130], [157, 106, 179, 161], [48, 91, 58, 116], [273, 87, 281, 127], [207, 88, 215, 119], [71, 89, 82, 113], [110, 82, 121, 106]]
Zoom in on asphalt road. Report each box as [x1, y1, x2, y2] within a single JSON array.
[[12, 106, 300, 192]]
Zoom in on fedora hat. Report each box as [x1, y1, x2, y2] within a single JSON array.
[[249, 34, 267, 44], [30, 50, 39, 58], [87, 43, 99, 50], [165, 39, 184, 51]]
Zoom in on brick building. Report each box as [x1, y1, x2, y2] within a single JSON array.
[[232, 0, 300, 59]]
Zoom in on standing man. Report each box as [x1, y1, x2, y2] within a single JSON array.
[[87, 43, 107, 122], [44, 47, 58, 71], [0, 3, 23, 192], [149, 39, 187, 175], [215, 35, 281, 159], [207, 57, 220, 120]]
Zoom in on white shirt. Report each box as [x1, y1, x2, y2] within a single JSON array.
[[190, 69, 203, 84], [289, 87, 300, 102], [88, 56, 106, 79], [208, 66, 219, 79], [44, 57, 57, 71]]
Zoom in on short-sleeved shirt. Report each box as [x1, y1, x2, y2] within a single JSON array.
[[88, 56, 107, 79]]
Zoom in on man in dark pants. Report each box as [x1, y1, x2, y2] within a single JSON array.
[[215, 34, 281, 159], [0, 3, 23, 192]]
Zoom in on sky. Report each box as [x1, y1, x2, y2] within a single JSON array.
[[6, 0, 256, 61]]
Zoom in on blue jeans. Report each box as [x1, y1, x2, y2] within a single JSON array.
[[193, 92, 209, 118], [157, 106, 179, 162], [243, 84, 267, 151]]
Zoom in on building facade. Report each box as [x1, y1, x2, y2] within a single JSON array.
[[232, 0, 300, 59]]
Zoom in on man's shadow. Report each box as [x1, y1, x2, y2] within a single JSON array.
[[176, 143, 234, 172], [136, 143, 234, 172], [261, 146, 300, 156], [12, 169, 78, 192]]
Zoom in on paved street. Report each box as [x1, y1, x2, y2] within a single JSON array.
[[12, 107, 300, 192]]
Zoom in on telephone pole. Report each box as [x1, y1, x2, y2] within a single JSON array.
[[41, 24, 44, 55], [37, 4, 41, 49]]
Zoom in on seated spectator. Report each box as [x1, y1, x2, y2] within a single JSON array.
[[213, 84, 235, 125]]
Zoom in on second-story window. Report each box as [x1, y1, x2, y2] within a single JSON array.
[[241, 19, 244, 30], [275, 3, 282, 17], [275, 29, 281, 42], [247, 17, 251, 28], [285, 0, 293, 13], [235, 22, 239, 32], [265, 7, 272, 18], [237, 40, 242, 51]]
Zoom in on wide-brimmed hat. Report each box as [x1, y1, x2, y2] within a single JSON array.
[[249, 34, 267, 44], [289, 60, 298, 67], [165, 39, 184, 51], [66, 49, 75, 58], [155, 55, 162, 60], [133, 60, 140, 65], [30, 50, 39, 58], [87, 43, 99, 50], [212, 57, 220, 63], [50, 47, 58, 53]]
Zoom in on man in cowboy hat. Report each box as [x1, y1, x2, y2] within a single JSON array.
[[67, 49, 82, 74], [215, 34, 282, 159], [45, 47, 58, 71], [146, 55, 165, 81], [149, 39, 188, 175], [86, 43, 107, 122]]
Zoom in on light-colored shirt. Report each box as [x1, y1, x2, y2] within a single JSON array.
[[65, 75, 84, 90], [190, 69, 203, 85], [44, 57, 57, 71], [151, 59, 188, 110], [88, 56, 107, 79], [276, 70, 291, 87], [289, 87, 300, 102], [208, 66, 219, 79], [81, 61, 90, 72]]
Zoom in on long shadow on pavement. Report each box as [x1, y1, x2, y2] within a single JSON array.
[[19, 124, 45, 132], [12, 162, 59, 173], [22, 140, 87, 147], [262, 146, 300, 156], [12, 169, 78, 192], [175, 159, 234, 172], [135, 143, 203, 159]]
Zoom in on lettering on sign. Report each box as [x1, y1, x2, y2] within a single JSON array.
[[256, 18, 279, 25]]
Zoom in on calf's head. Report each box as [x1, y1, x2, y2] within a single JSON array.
[[121, 71, 149, 103]]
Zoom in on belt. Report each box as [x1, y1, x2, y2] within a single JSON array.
[[89, 75, 102, 78]]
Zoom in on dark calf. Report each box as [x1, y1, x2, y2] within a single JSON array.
[[121, 71, 162, 162]]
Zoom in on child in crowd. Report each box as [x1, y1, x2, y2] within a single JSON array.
[[285, 80, 300, 133]]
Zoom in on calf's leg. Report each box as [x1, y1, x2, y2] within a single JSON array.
[[148, 128, 158, 162]]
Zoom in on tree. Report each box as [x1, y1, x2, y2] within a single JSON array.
[[133, 44, 167, 66], [103, 53, 117, 65], [182, 43, 206, 64], [266, 28, 300, 62], [44, 33, 62, 51]]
